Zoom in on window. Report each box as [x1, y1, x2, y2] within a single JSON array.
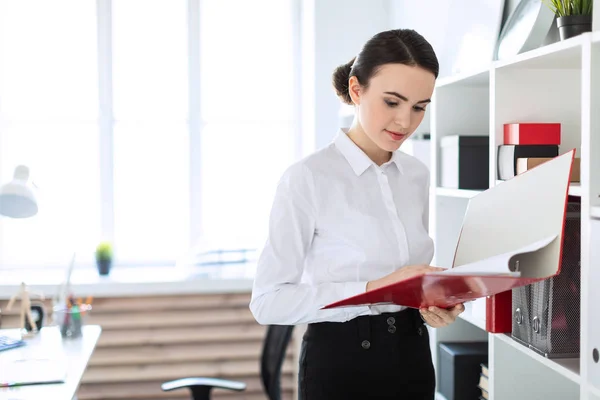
[[0, 0, 300, 269], [198, 0, 297, 252], [0, 1, 101, 267], [112, 1, 190, 264]]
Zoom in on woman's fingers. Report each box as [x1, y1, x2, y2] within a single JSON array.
[[450, 303, 465, 318], [420, 304, 465, 327], [420, 307, 445, 326]]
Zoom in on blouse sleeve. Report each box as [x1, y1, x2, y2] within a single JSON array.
[[249, 163, 370, 325]]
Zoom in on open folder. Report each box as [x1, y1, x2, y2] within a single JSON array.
[[323, 149, 576, 310]]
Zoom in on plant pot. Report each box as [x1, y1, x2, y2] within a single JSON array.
[[97, 259, 112, 276], [557, 15, 592, 40]]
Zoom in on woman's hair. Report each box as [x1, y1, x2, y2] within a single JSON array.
[[332, 29, 439, 105]]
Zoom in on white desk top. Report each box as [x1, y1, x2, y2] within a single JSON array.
[[0, 325, 101, 400]]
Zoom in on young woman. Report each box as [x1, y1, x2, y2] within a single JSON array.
[[250, 28, 465, 399]]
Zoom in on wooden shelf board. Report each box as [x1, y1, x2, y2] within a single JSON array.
[[494, 333, 580, 385]]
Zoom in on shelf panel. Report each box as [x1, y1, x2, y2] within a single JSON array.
[[435, 187, 482, 199], [457, 309, 486, 331], [494, 333, 580, 385], [569, 183, 582, 197], [436, 67, 489, 88], [494, 32, 588, 70]]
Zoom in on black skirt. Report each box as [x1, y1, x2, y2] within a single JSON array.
[[298, 308, 435, 400]]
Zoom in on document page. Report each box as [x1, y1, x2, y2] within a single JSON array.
[[437, 234, 557, 277], [0, 358, 67, 386]]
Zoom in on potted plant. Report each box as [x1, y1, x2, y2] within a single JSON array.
[[543, 0, 593, 40], [95, 241, 113, 276]]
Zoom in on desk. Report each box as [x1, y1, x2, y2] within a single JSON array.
[[0, 325, 101, 400]]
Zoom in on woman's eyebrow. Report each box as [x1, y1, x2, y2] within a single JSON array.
[[384, 91, 431, 104]]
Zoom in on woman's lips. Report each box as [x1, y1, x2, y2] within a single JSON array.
[[385, 129, 406, 141]]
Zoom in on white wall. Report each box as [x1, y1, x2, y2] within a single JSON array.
[[301, 0, 392, 152]]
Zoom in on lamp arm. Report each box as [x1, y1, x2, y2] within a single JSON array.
[[6, 295, 18, 311]]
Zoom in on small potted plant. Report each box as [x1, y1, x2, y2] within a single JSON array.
[[543, 0, 593, 40], [95, 241, 113, 276]]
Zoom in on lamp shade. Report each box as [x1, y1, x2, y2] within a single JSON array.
[[0, 165, 38, 218]]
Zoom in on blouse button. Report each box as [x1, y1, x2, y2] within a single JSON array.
[[361, 340, 371, 349], [386, 317, 395, 325], [388, 325, 396, 333]]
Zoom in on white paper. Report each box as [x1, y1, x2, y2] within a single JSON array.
[[437, 234, 558, 277]]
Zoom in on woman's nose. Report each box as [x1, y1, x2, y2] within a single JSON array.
[[394, 108, 411, 130]]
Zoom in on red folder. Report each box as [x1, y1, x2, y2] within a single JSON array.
[[323, 150, 575, 316]]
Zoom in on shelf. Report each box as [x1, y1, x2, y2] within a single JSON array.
[[457, 309, 486, 331], [435, 187, 483, 199], [494, 333, 581, 385], [569, 183, 582, 197], [592, 206, 600, 219], [436, 67, 489, 88], [494, 32, 588, 70]]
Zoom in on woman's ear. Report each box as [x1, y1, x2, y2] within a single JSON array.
[[348, 76, 361, 105]]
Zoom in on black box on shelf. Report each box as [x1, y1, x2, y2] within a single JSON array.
[[511, 201, 581, 358], [497, 144, 559, 180], [440, 135, 489, 190], [438, 341, 488, 400]]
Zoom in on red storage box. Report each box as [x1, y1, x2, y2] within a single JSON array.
[[504, 123, 561, 145]]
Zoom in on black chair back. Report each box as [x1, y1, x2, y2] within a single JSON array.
[[260, 325, 294, 400]]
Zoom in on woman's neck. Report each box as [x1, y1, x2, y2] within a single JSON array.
[[346, 121, 391, 166]]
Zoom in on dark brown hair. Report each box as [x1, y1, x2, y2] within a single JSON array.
[[332, 29, 439, 105]]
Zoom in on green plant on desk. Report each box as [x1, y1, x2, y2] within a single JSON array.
[[543, 0, 593, 40], [95, 241, 113, 276]]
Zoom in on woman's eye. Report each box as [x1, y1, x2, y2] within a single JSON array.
[[385, 100, 398, 107], [413, 105, 426, 112]]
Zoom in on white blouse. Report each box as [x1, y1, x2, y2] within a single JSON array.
[[249, 129, 434, 325]]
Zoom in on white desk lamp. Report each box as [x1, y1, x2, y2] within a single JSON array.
[[0, 165, 38, 219], [0, 165, 43, 337]]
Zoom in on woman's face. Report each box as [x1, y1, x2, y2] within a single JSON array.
[[349, 63, 436, 153]]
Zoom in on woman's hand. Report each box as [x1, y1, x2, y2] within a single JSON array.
[[419, 304, 465, 328], [366, 264, 445, 292]]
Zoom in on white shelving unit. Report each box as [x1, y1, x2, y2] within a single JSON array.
[[424, 31, 600, 400]]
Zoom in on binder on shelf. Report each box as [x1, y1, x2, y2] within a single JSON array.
[[323, 150, 576, 312], [486, 290, 512, 333], [503, 123, 561, 145], [517, 157, 580, 182], [497, 144, 559, 180]]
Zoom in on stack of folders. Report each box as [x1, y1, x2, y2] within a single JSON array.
[[478, 363, 489, 400], [498, 122, 562, 180]]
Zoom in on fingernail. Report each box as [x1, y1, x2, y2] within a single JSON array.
[[429, 307, 435, 312]]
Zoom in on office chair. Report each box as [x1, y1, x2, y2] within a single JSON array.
[[161, 325, 294, 400]]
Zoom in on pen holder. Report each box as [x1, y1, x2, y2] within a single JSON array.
[[53, 303, 91, 339]]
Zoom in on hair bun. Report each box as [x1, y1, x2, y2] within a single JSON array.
[[332, 57, 355, 105]]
